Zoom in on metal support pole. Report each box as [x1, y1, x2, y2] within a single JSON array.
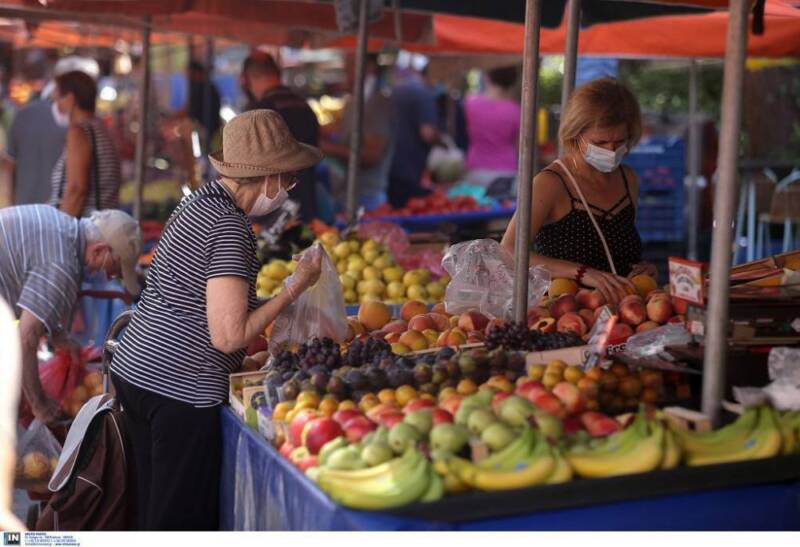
[[687, 59, 701, 261], [559, 0, 580, 157], [133, 17, 152, 222], [203, 37, 215, 155], [512, 0, 543, 323], [345, 0, 369, 221], [702, 0, 749, 426]]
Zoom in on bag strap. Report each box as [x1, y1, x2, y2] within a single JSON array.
[[553, 160, 618, 275]]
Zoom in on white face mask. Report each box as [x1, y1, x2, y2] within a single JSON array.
[[249, 178, 288, 218], [51, 101, 70, 128], [582, 139, 628, 173]]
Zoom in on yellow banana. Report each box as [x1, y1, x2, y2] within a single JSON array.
[[567, 418, 664, 478], [316, 447, 417, 482], [545, 448, 574, 484], [777, 411, 799, 455], [686, 406, 783, 467], [670, 407, 759, 455], [419, 468, 444, 503], [449, 437, 555, 491], [442, 471, 471, 494], [659, 427, 681, 470], [477, 428, 536, 471]]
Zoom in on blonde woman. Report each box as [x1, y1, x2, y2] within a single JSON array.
[[502, 78, 655, 305]]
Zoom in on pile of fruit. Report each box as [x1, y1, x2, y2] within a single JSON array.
[[277, 386, 798, 510], [256, 231, 448, 305], [15, 451, 59, 483], [62, 371, 104, 418], [364, 192, 487, 219], [527, 275, 687, 342]]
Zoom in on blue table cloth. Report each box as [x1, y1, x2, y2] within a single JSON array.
[[219, 407, 800, 531], [335, 207, 516, 233]]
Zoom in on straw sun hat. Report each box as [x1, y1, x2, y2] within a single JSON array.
[[209, 109, 322, 178]]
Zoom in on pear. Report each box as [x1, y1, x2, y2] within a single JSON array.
[[388, 422, 421, 454], [467, 408, 497, 435], [430, 424, 470, 453]]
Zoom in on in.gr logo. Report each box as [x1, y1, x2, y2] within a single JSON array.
[[3, 532, 21, 546]]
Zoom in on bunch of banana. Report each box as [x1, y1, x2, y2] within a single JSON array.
[[670, 405, 782, 467], [310, 447, 434, 510], [566, 411, 664, 478], [444, 431, 557, 491], [777, 410, 800, 455]]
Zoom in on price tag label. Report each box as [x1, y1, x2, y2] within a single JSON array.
[[583, 306, 617, 370], [669, 257, 705, 305]]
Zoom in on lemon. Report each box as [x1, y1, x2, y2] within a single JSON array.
[[387, 281, 406, 299], [363, 266, 381, 281], [362, 249, 380, 264], [319, 231, 340, 247], [373, 253, 395, 270], [336, 261, 347, 274], [406, 284, 428, 301], [362, 279, 386, 296], [339, 274, 356, 291], [383, 266, 404, 283], [264, 262, 289, 281], [344, 289, 357, 303], [348, 240, 361, 253], [347, 256, 366, 272], [426, 281, 445, 299]]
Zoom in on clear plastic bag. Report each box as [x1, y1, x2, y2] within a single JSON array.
[[15, 420, 62, 485], [624, 324, 692, 359], [441, 239, 551, 320], [269, 244, 349, 355], [734, 347, 800, 410]]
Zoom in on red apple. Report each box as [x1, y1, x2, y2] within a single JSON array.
[[332, 409, 363, 427], [302, 417, 344, 455], [378, 411, 406, 428], [288, 409, 319, 447], [491, 391, 513, 414], [343, 416, 377, 443], [530, 392, 566, 419], [517, 380, 547, 402], [296, 455, 318, 472], [580, 411, 622, 437], [439, 395, 463, 415], [551, 381, 586, 416], [431, 408, 454, 426], [403, 399, 436, 414]]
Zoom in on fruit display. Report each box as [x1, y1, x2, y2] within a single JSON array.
[[15, 451, 58, 482], [485, 321, 584, 352], [274, 389, 798, 510], [256, 231, 448, 305], [363, 192, 489, 219], [62, 371, 104, 418]]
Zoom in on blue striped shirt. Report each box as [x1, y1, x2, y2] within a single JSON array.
[[111, 180, 260, 407], [0, 205, 87, 334]]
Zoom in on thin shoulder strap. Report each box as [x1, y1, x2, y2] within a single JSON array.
[[542, 166, 578, 206], [620, 166, 633, 201], [554, 159, 618, 275]]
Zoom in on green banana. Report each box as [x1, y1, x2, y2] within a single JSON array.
[[317, 448, 431, 510], [686, 406, 783, 467], [545, 448, 574, 484], [777, 411, 800, 455], [448, 435, 555, 491], [670, 407, 759, 456], [659, 426, 681, 470], [477, 428, 536, 471], [567, 414, 664, 478], [419, 467, 445, 503]]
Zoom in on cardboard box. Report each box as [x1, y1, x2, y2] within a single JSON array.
[[525, 345, 592, 367], [229, 371, 267, 429]]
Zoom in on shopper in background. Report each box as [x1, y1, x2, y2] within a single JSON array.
[[387, 63, 442, 208], [110, 110, 323, 530], [0, 57, 96, 208], [49, 71, 122, 217], [188, 61, 222, 147], [241, 51, 320, 222], [501, 78, 656, 305], [464, 65, 521, 188], [0, 296, 25, 532], [320, 53, 394, 212], [0, 205, 141, 424]]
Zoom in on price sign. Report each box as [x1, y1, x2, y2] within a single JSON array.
[[583, 305, 617, 370], [669, 257, 705, 305]]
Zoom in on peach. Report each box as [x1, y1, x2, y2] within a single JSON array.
[[399, 330, 429, 351], [530, 392, 566, 419], [646, 298, 673, 324], [532, 317, 557, 333], [618, 295, 646, 326], [608, 323, 634, 343], [526, 307, 551, 327], [409, 314, 437, 332], [437, 329, 467, 348], [383, 319, 409, 334], [636, 321, 660, 333], [431, 302, 451, 317], [671, 296, 689, 315], [358, 301, 391, 331], [384, 332, 402, 344], [576, 289, 606, 310], [552, 381, 586, 416], [646, 290, 669, 303], [401, 300, 428, 322], [578, 309, 596, 327], [485, 318, 508, 336], [556, 312, 588, 336], [458, 310, 490, 333], [549, 294, 578, 319], [428, 313, 451, 332]]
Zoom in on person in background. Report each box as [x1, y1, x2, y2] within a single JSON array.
[[464, 65, 521, 188], [0, 205, 141, 424], [241, 52, 320, 222], [387, 63, 442, 208], [49, 71, 122, 217], [320, 53, 394, 212], [188, 61, 222, 147], [0, 296, 25, 532], [501, 78, 656, 305]]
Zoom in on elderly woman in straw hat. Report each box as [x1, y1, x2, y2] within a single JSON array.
[[111, 110, 323, 531]]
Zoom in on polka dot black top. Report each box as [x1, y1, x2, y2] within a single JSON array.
[[534, 165, 643, 277]]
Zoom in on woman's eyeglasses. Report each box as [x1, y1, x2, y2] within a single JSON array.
[[280, 173, 299, 192]]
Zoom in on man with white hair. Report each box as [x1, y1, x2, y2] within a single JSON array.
[[0, 56, 99, 208], [0, 204, 141, 423]]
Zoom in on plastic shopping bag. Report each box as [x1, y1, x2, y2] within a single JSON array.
[[269, 243, 349, 355], [15, 420, 62, 486], [442, 239, 550, 320]]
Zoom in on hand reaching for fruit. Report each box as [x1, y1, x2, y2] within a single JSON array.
[[581, 269, 636, 306]]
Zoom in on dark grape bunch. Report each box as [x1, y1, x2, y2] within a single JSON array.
[[297, 337, 342, 371], [344, 337, 392, 367], [486, 322, 583, 351]]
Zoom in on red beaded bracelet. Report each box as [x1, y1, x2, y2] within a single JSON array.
[[575, 264, 589, 285]]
